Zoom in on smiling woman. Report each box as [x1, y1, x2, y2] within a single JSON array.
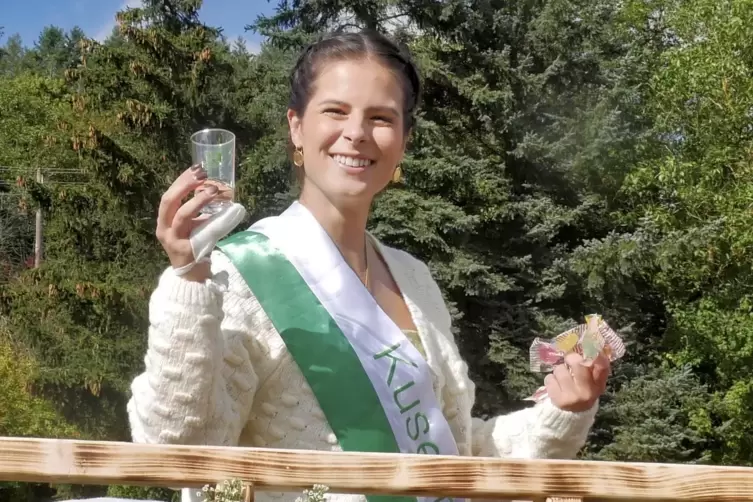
[[126, 30, 611, 502]]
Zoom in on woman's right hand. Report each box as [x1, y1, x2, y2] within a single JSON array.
[[156, 164, 218, 282]]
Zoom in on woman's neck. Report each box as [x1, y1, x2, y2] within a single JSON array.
[[298, 190, 371, 275]]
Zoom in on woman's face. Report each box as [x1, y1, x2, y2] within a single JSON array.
[[287, 58, 408, 206]]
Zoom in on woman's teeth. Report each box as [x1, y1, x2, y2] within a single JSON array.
[[332, 154, 374, 167]]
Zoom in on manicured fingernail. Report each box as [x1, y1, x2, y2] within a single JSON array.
[[204, 185, 218, 195], [194, 170, 207, 181], [190, 163, 202, 171]]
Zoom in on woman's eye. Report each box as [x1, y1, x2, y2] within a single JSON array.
[[373, 116, 393, 124], [324, 108, 345, 116]]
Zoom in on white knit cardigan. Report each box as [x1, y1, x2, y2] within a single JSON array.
[[127, 240, 597, 502]]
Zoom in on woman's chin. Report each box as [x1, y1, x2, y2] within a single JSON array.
[[304, 167, 387, 202], [327, 176, 380, 201]]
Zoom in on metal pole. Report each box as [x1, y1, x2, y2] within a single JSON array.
[[34, 168, 43, 268]]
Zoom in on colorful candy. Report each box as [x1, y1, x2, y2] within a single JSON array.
[[526, 314, 625, 403]]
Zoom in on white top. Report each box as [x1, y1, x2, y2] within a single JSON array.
[[127, 240, 597, 502]]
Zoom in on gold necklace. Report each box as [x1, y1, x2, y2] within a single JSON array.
[[333, 238, 371, 291]]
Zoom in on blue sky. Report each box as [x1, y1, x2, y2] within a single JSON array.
[[3, 0, 277, 53]]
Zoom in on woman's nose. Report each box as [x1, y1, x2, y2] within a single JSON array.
[[342, 115, 367, 144]]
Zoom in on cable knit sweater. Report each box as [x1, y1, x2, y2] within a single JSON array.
[[127, 240, 597, 502]]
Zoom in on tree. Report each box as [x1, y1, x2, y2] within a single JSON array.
[[0, 0, 263, 446], [249, 0, 655, 416], [570, 0, 753, 465], [32, 26, 72, 76], [0, 320, 80, 502], [0, 34, 30, 76]]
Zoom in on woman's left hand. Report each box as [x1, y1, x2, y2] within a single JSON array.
[[545, 352, 610, 413]]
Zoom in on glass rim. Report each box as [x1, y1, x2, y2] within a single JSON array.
[[190, 128, 236, 147]]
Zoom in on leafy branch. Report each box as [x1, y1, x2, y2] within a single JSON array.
[[198, 481, 329, 502]]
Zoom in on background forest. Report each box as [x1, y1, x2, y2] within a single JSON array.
[[2, 0, 753, 500]]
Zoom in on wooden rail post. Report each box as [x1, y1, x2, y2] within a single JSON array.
[[243, 483, 254, 502]]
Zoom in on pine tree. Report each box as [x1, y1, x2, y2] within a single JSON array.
[[1, 0, 251, 443], [249, 0, 654, 416]]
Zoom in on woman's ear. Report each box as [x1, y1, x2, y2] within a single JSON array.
[[287, 108, 303, 148]]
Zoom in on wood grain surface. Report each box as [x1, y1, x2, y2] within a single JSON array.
[[1, 437, 752, 501]]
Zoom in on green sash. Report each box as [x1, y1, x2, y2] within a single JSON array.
[[219, 231, 401, 455]]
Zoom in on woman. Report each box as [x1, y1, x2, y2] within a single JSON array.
[[128, 30, 610, 502]]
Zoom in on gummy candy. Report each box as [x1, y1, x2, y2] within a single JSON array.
[[526, 314, 625, 403]]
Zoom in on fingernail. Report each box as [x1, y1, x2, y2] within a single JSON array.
[[190, 163, 202, 171], [194, 170, 208, 181], [204, 185, 218, 195]]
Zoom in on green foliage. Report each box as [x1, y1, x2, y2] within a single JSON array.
[[582, 365, 709, 463], [572, 0, 753, 464], [106, 484, 178, 502], [0, 322, 78, 438], [0, 320, 80, 502]]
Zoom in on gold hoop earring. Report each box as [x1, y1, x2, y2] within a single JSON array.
[[293, 146, 304, 167], [392, 164, 403, 184]]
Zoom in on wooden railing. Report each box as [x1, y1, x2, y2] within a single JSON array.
[[1, 437, 752, 501]]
